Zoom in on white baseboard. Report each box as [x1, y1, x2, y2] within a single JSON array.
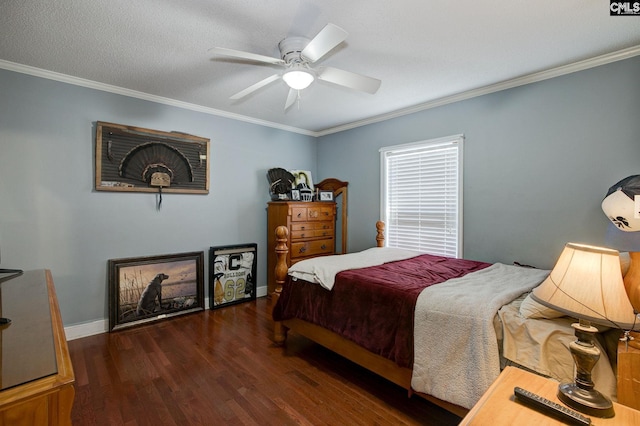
[[65, 285, 269, 340]]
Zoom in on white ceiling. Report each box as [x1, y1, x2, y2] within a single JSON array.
[[1, 1, 639, 136]]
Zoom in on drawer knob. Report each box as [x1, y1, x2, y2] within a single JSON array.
[[300, 233, 305, 238], [301, 226, 305, 230], [321, 244, 327, 250], [297, 213, 302, 218], [299, 247, 306, 254]]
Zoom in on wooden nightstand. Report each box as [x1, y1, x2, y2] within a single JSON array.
[[618, 333, 640, 410], [460, 366, 640, 425]]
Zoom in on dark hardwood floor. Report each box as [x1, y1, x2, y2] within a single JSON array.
[[69, 297, 461, 425]]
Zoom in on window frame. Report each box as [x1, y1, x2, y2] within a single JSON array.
[[379, 134, 464, 258]]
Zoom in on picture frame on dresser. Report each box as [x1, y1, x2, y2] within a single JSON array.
[[291, 189, 301, 201], [108, 251, 205, 331], [209, 243, 257, 309], [319, 190, 334, 201]]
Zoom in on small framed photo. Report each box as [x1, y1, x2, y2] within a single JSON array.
[[291, 189, 301, 201], [209, 243, 257, 309], [319, 190, 334, 201], [108, 251, 205, 331]]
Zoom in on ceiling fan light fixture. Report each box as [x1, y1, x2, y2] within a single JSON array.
[[283, 69, 314, 90]]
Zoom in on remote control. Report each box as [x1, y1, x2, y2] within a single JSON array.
[[514, 387, 591, 425]]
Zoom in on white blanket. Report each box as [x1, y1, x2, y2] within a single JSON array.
[[288, 247, 420, 290], [411, 263, 549, 409]]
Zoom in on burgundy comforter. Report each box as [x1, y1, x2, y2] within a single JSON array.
[[272, 253, 490, 368]]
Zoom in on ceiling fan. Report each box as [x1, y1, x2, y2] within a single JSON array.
[[210, 24, 381, 110]]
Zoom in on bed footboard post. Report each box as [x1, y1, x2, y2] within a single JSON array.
[[376, 221, 385, 247], [273, 225, 289, 344]]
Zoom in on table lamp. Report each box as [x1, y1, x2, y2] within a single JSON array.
[[601, 175, 640, 313], [531, 242, 638, 418]]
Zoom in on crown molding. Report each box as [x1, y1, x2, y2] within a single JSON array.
[[0, 60, 316, 137], [316, 45, 640, 136], [2, 44, 639, 138]]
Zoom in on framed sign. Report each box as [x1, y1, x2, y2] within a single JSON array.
[[108, 251, 204, 331], [209, 244, 257, 309]]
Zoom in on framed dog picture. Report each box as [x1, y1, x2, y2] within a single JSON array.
[[108, 251, 204, 331], [209, 243, 257, 309]]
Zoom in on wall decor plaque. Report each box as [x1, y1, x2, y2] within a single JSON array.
[[95, 121, 210, 194]]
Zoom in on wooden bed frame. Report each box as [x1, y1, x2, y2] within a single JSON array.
[[271, 221, 639, 416], [271, 221, 469, 417]]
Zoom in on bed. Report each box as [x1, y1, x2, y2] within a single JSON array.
[[270, 221, 620, 417]]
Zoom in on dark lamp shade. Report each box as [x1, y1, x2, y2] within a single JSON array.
[[531, 242, 637, 330]]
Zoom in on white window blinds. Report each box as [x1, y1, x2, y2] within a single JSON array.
[[380, 135, 463, 258]]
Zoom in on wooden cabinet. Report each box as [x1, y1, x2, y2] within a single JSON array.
[[0, 270, 75, 425], [267, 201, 336, 295]]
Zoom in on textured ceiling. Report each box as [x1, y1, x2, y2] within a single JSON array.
[[1, 1, 639, 135]]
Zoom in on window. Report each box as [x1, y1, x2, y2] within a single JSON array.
[[380, 135, 463, 258]]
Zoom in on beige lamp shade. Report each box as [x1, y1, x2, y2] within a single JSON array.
[[531, 242, 638, 330]]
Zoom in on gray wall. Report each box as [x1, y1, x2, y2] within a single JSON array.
[[0, 69, 316, 326], [2, 55, 639, 328], [317, 56, 640, 270]]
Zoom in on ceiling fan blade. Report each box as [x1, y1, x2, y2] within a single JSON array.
[[209, 47, 285, 65], [317, 67, 381, 94], [301, 23, 348, 63], [230, 74, 280, 100], [284, 88, 297, 110]]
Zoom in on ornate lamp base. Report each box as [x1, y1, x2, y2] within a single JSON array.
[[558, 382, 614, 418], [560, 320, 615, 418]]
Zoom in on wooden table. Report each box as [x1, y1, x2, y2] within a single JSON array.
[[0, 270, 75, 425], [460, 366, 640, 425]]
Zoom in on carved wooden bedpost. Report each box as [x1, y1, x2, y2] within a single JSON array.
[[273, 225, 289, 344], [376, 221, 385, 247]]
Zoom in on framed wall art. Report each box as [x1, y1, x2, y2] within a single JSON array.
[[108, 251, 204, 331], [95, 121, 210, 194], [209, 243, 257, 309]]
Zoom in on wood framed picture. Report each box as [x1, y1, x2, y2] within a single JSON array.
[[209, 244, 257, 309], [319, 190, 334, 201], [108, 251, 204, 331], [95, 121, 210, 194]]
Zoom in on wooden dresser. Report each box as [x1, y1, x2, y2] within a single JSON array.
[[0, 270, 75, 425], [267, 201, 336, 295]]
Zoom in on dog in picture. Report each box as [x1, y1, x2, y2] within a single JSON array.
[[136, 273, 169, 316]]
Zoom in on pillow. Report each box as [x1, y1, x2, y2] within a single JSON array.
[[519, 293, 566, 319]]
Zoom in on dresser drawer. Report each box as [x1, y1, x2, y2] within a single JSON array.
[[307, 206, 334, 221], [290, 222, 334, 239], [290, 205, 335, 222], [290, 238, 334, 259], [290, 206, 309, 221]]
